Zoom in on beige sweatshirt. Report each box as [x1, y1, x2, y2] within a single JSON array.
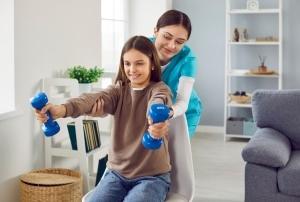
[[64, 81, 172, 179]]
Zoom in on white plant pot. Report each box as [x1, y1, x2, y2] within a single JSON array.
[[78, 83, 92, 94]]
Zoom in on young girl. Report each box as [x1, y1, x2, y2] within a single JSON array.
[[35, 36, 173, 202]]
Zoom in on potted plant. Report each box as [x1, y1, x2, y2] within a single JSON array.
[[67, 65, 104, 93]]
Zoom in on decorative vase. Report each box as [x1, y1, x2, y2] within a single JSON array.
[[78, 83, 92, 94], [258, 65, 267, 73]]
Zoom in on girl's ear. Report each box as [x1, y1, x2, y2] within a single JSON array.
[[152, 66, 155, 71]]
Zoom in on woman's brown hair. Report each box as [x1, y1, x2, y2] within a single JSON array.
[[115, 36, 161, 85], [156, 9, 192, 39]]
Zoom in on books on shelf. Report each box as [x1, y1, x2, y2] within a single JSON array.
[[95, 155, 108, 186], [67, 120, 101, 153]]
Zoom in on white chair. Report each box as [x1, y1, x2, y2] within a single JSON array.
[[82, 115, 195, 202]]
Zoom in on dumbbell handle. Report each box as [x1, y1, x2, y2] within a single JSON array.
[[30, 92, 60, 137], [142, 103, 170, 150], [149, 104, 170, 140], [44, 111, 56, 126]]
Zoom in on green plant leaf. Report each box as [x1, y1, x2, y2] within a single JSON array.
[[67, 65, 104, 83]]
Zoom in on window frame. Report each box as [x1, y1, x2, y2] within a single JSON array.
[[100, 0, 129, 72], [0, 0, 18, 119]]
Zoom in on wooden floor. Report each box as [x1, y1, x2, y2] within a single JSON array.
[[191, 132, 248, 202]]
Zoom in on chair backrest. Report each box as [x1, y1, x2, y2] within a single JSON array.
[[252, 89, 300, 149], [168, 115, 195, 201]]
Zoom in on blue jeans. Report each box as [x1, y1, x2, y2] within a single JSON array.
[[88, 169, 171, 202]]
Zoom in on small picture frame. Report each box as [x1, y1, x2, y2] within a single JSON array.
[[247, 0, 259, 10]]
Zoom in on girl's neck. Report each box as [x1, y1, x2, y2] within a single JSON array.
[[130, 82, 150, 90], [132, 87, 145, 90]]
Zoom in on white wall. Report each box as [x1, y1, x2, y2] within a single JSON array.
[[0, 0, 101, 201], [129, 0, 172, 36]]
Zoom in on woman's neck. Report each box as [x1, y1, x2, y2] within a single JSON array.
[[160, 60, 169, 66]]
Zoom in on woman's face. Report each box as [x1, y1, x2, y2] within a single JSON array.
[[154, 25, 188, 64], [123, 48, 152, 88]]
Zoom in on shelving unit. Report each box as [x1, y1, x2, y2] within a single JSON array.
[[42, 73, 115, 193], [224, 0, 282, 141]]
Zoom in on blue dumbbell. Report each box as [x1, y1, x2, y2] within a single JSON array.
[[30, 92, 60, 137], [142, 103, 170, 150]]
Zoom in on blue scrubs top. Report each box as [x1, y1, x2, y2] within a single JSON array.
[[151, 38, 203, 137]]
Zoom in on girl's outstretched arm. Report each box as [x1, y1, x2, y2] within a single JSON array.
[[147, 82, 173, 138], [64, 84, 120, 118]]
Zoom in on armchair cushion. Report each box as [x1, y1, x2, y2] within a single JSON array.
[[242, 128, 291, 167], [278, 151, 300, 197], [252, 90, 300, 149]]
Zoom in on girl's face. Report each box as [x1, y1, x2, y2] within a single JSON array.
[[123, 49, 152, 88], [154, 25, 188, 64]]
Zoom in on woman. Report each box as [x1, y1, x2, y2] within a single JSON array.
[[92, 9, 202, 137], [152, 9, 202, 137]]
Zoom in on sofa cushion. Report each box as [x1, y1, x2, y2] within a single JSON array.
[[252, 90, 300, 149], [242, 128, 291, 167], [278, 151, 300, 197]]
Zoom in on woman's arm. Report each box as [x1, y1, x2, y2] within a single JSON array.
[[87, 98, 107, 117], [171, 76, 195, 118]]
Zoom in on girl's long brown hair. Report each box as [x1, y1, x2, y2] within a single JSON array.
[[115, 36, 161, 85]]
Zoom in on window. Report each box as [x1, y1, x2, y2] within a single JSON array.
[[101, 0, 128, 72], [0, 0, 15, 115]]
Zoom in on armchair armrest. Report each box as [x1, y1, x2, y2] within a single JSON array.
[[242, 128, 291, 168]]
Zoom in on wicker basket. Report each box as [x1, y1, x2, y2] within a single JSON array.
[[229, 94, 251, 104], [20, 168, 83, 202]]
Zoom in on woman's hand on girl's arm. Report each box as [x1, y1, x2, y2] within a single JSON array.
[[34, 104, 66, 123], [87, 99, 108, 117], [147, 119, 170, 139]]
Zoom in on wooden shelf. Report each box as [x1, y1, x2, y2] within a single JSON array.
[[225, 134, 252, 139], [227, 102, 252, 108], [229, 9, 280, 14], [229, 41, 280, 45], [228, 69, 279, 78]]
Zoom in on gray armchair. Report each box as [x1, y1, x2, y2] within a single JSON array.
[[242, 90, 300, 202]]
